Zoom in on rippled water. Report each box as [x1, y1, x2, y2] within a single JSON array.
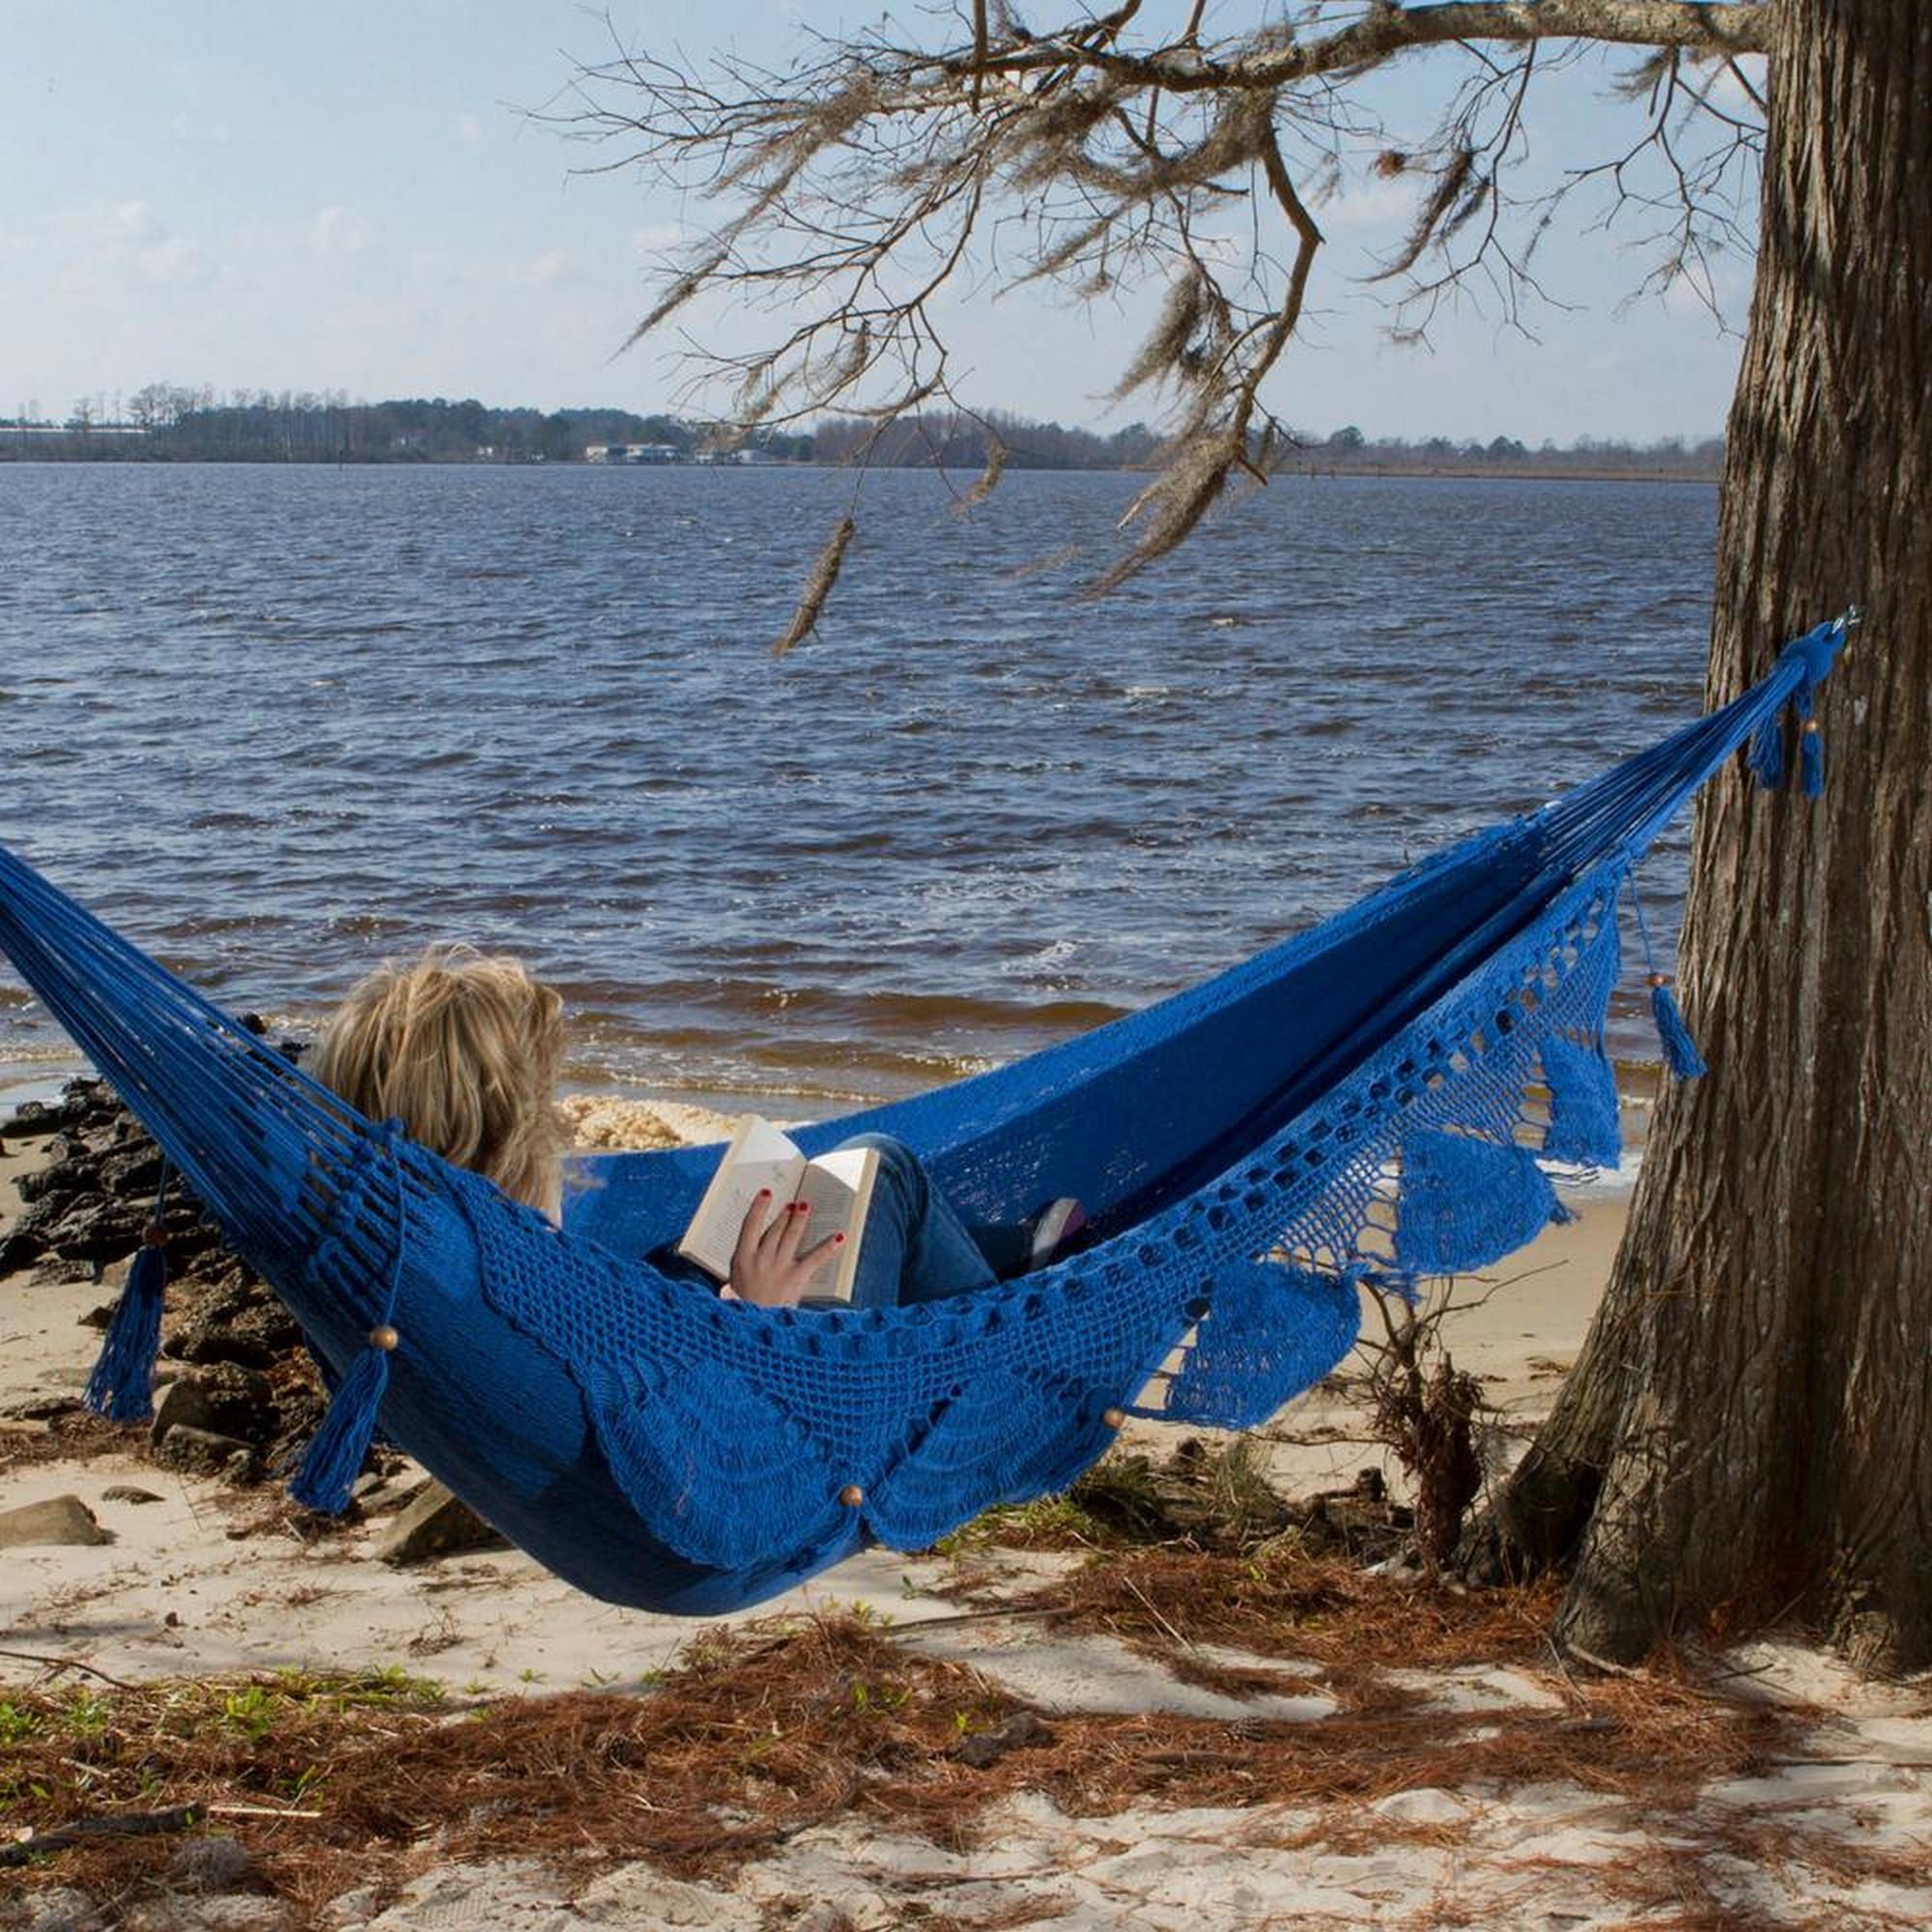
[[0, 463, 1717, 1103]]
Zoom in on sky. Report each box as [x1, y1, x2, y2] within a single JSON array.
[[1, 2, 1765, 444]]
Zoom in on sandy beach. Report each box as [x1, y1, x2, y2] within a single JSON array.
[[3, 1100, 1927, 1930]]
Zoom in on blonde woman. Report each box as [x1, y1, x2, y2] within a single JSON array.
[[313, 946, 571, 1226], [313, 947, 1086, 1309]]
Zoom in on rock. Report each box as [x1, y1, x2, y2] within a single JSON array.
[[0, 1229, 43, 1271], [169, 1274, 302, 1369], [0, 1493, 113, 1548], [377, 1481, 509, 1565], [101, 1484, 166, 1505], [954, 1708, 1055, 1768], [170, 1833, 257, 1892], [98, 1142, 165, 1199], [151, 1364, 278, 1449], [39, 1195, 148, 1264], [3, 1393, 84, 1422], [351, 1468, 431, 1515], [156, 1425, 258, 1481], [1, 1885, 104, 1932], [126, 1899, 290, 1932]]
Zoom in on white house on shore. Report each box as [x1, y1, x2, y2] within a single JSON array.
[[584, 442, 682, 464]]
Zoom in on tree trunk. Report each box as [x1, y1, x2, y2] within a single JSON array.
[[1483, 0, 1932, 1668]]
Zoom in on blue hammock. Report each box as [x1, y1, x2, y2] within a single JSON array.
[[0, 621, 1847, 1615]]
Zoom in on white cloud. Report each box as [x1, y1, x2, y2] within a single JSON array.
[[312, 206, 372, 257], [137, 236, 213, 287], [631, 222, 685, 256], [457, 112, 484, 149], [1319, 173, 1416, 233], [526, 249, 568, 284], [114, 200, 160, 239], [165, 110, 229, 146]]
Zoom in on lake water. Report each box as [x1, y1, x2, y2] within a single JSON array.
[[0, 463, 1717, 1107]]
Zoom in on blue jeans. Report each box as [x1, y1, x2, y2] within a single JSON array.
[[836, 1134, 1003, 1311]]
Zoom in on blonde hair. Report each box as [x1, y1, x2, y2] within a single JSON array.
[[313, 946, 568, 1222]]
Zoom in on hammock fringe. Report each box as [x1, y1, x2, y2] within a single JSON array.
[[83, 1240, 167, 1423], [288, 1342, 391, 1513]]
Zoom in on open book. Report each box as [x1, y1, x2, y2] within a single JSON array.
[[675, 1117, 880, 1302]]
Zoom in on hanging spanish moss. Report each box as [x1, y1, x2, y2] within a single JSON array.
[[773, 515, 857, 657]]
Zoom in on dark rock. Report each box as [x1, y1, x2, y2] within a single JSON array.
[[1, 1094, 87, 1136], [0, 1494, 113, 1548], [4, 1394, 84, 1422], [169, 1832, 256, 1892], [41, 1196, 149, 1263], [270, 1378, 328, 1452], [32, 1258, 99, 1286], [156, 1426, 257, 1480], [955, 1710, 1055, 1768], [151, 1364, 278, 1449], [98, 1143, 166, 1199], [168, 1274, 302, 1369], [7, 1066, 332, 1495], [101, 1484, 166, 1505], [377, 1482, 509, 1565], [0, 1229, 43, 1270]]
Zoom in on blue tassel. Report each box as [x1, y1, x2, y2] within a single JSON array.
[[1747, 714, 1785, 790], [1649, 978, 1706, 1080], [288, 1337, 392, 1513], [1799, 722, 1824, 796], [83, 1238, 167, 1423]]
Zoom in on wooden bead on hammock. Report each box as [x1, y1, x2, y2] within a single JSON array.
[[1101, 1406, 1125, 1430], [368, 1323, 400, 1351], [838, 1483, 864, 1508]]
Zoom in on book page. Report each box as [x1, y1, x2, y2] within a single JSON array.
[[790, 1145, 878, 1300], [674, 1117, 805, 1281]]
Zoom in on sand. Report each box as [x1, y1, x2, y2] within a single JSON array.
[[3, 1112, 1927, 1930]]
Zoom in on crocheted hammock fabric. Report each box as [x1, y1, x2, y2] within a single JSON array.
[[0, 622, 1847, 1615]]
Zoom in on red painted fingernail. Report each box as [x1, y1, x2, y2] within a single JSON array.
[[833, 1233, 846, 1245], [756, 1188, 771, 1199]]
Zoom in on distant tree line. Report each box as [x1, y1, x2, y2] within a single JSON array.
[[815, 412, 1723, 480], [0, 386, 811, 465], [0, 387, 1719, 478]]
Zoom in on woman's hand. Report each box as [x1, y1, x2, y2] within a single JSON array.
[[727, 1190, 843, 1306]]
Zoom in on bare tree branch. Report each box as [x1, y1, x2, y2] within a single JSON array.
[[939, 2, 1772, 94], [554, 0, 1770, 621]]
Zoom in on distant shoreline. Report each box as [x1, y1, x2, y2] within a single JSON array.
[[0, 453, 1721, 485]]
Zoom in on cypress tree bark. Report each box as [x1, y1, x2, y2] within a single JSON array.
[[1485, 0, 1932, 1667]]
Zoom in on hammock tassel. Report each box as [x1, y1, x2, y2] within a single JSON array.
[[83, 1227, 168, 1423], [1747, 713, 1785, 790], [1800, 719, 1825, 796], [289, 1324, 396, 1513], [1648, 975, 1706, 1080]]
